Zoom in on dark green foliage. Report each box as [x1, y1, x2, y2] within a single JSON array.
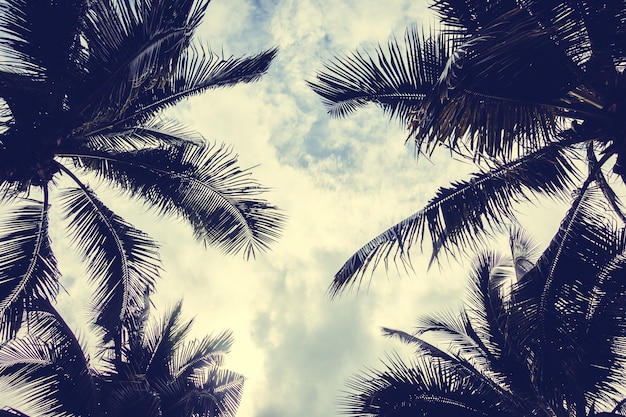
[[0, 0, 284, 338], [340, 193, 626, 416], [0, 298, 243, 417], [310, 0, 626, 295]]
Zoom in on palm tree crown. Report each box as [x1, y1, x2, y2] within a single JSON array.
[[0, 0, 284, 338], [0, 295, 243, 417], [309, 0, 626, 296], [340, 191, 626, 417]]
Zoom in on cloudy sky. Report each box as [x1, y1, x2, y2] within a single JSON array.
[[24, 1, 572, 416]]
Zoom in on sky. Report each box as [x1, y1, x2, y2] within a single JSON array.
[[1, 1, 573, 416]]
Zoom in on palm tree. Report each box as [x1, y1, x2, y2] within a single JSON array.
[[0, 293, 243, 417], [339, 187, 626, 417], [308, 0, 626, 296], [0, 0, 284, 338]]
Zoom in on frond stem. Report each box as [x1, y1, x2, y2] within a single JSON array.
[[0, 185, 49, 314], [54, 161, 129, 365]]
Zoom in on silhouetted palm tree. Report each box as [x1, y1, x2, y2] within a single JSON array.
[[309, 0, 626, 296], [0, 294, 243, 417], [0, 0, 284, 338], [339, 187, 626, 417]]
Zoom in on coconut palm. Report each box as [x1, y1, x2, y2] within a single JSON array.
[[339, 185, 626, 417], [0, 0, 284, 338], [308, 0, 626, 295], [0, 294, 243, 417]]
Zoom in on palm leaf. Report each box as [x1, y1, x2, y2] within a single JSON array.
[[430, 0, 522, 40], [0, 198, 59, 339], [507, 182, 625, 412], [416, 3, 619, 162], [381, 327, 520, 407], [79, 118, 205, 152], [62, 141, 285, 258], [109, 45, 278, 128], [0, 301, 97, 417], [414, 310, 496, 367], [330, 143, 579, 296], [576, 253, 626, 410], [0, 0, 87, 151], [587, 144, 626, 223], [308, 25, 449, 121], [24, 300, 97, 416], [76, 0, 209, 124], [187, 368, 245, 417], [340, 353, 523, 417], [99, 379, 162, 417], [464, 251, 509, 362], [0, 338, 60, 417], [520, 0, 626, 71], [0, 0, 85, 76], [56, 168, 160, 348], [139, 301, 191, 379], [0, 326, 92, 417], [140, 305, 239, 417], [170, 330, 234, 380], [415, 6, 578, 160], [82, 0, 207, 73], [81, 39, 277, 133]]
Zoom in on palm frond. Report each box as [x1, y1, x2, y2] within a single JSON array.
[[24, 300, 97, 416], [330, 143, 578, 297], [340, 353, 522, 417], [465, 243, 550, 408], [414, 310, 497, 368], [81, 41, 277, 132], [381, 327, 516, 404], [0, 326, 93, 416], [309, 25, 449, 121], [77, 0, 209, 124], [112, 45, 278, 127], [521, 0, 626, 72], [0, 97, 12, 135], [587, 144, 626, 223], [0, 337, 62, 417], [141, 301, 191, 379], [507, 226, 541, 280], [0, 0, 88, 154], [0, 0, 86, 76], [188, 368, 245, 417], [0, 301, 96, 417], [82, 0, 208, 73], [81, 118, 205, 151], [62, 141, 285, 258], [507, 182, 625, 412], [430, 0, 522, 40], [56, 167, 160, 347], [99, 379, 162, 417], [537, 185, 620, 323], [0, 198, 59, 339], [464, 251, 509, 363], [576, 253, 626, 410], [411, 5, 587, 162], [171, 330, 234, 380]]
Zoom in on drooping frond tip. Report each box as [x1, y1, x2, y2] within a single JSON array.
[[64, 141, 286, 259]]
